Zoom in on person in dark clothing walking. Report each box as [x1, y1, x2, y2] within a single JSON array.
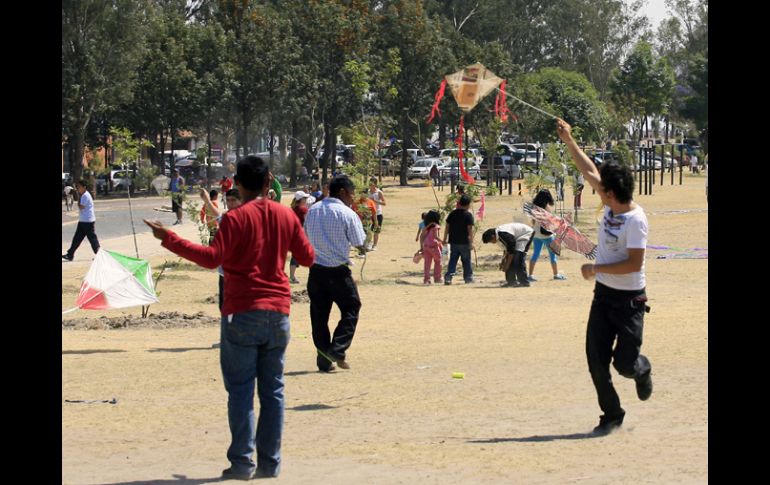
[[304, 175, 367, 372], [63, 180, 100, 261], [557, 118, 653, 436], [442, 193, 475, 284]]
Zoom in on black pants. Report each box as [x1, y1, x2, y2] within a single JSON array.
[[307, 264, 361, 370], [66, 221, 100, 258], [218, 274, 224, 311], [505, 250, 529, 285], [586, 282, 650, 419]]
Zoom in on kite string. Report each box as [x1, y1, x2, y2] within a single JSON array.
[[494, 86, 559, 121]]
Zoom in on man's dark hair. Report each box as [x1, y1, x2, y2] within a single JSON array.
[[600, 162, 634, 203], [533, 188, 554, 209], [209, 189, 219, 199], [330, 175, 355, 198], [225, 189, 240, 199], [234, 156, 269, 192], [482, 228, 497, 244], [458, 194, 471, 207], [77, 180, 88, 188]]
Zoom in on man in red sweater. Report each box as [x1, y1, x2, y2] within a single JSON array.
[[144, 156, 314, 480]]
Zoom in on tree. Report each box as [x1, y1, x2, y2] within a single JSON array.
[[609, 41, 675, 142], [680, 54, 707, 151], [62, 0, 147, 184], [514, 68, 609, 144], [188, 19, 231, 186]]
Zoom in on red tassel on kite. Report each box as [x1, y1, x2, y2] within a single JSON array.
[[494, 80, 516, 123], [456, 115, 475, 185], [426, 79, 447, 124]]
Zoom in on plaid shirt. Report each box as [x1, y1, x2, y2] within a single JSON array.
[[305, 197, 366, 267]]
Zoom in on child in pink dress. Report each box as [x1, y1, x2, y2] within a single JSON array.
[[420, 210, 443, 284]]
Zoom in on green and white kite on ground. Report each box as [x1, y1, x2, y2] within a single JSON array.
[[63, 250, 158, 313]]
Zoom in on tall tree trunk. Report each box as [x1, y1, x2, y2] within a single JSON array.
[[399, 111, 409, 186], [268, 127, 275, 167], [439, 121, 446, 149], [158, 129, 167, 174], [71, 132, 85, 185], [206, 120, 213, 189], [322, 120, 334, 185], [289, 121, 298, 187], [170, 125, 176, 174]]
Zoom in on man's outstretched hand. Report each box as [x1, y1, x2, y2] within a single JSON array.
[[144, 219, 169, 240]]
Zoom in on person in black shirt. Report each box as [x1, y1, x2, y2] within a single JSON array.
[[442, 194, 475, 284]]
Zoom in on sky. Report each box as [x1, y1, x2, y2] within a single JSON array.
[[638, 0, 671, 29]]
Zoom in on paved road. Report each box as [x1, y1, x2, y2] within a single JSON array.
[[61, 194, 186, 246]]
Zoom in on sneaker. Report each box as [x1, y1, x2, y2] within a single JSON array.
[[635, 369, 653, 401], [592, 413, 624, 436], [464, 278, 475, 284], [444, 279, 452, 285], [553, 274, 567, 280], [289, 277, 300, 284], [424, 281, 432, 285], [370, 245, 377, 251], [172, 220, 181, 226], [527, 275, 537, 282], [500, 281, 519, 287], [221, 467, 254, 481], [62, 254, 73, 262]]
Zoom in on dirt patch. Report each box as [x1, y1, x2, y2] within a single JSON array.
[[62, 311, 219, 330]]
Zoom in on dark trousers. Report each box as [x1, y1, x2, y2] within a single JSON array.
[[586, 282, 650, 419], [505, 250, 529, 285], [218, 274, 224, 311], [445, 243, 472, 282], [307, 264, 361, 369], [66, 221, 100, 258]]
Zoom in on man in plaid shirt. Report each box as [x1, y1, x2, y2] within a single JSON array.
[[304, 175, 367, 372]]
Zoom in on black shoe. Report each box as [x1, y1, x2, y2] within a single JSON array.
[[592, 413, 624, 436], [253, 468, 279, 479], [62, 254, 73, 261], [318, 348, 350, 370], [222, 467, 254, 480], [318, 365, 336, 373], [636, 370, 653, 401]]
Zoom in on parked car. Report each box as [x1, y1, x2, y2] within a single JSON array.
[[391, 148, 426, 166], [407, 158, 445, 179], [439, 160, 482, 180], [437, 148, 483, 165], [110, 170, 134, 191]]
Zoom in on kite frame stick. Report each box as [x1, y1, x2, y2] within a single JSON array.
[[493, 86, 560, 121]]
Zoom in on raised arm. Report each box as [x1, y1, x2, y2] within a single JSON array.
[[199, 188, 223, 218], [556, 119, 602, 194]]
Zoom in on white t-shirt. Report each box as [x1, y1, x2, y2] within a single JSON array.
[[496, 222, 533, 252], [79, 191, 96, 223], [369, 189, 384, 215], [596, 205, 647, 290]]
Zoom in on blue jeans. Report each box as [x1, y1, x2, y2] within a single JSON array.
[[220, 310, 290, 477], [445, 243, 473, 282]]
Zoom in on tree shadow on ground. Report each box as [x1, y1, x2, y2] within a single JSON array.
[[468, 431, 598, 443], [97, 475, 221, 485], [147, 347, 213, 353], [288, 403, 337, 411], [62, 349, 126, 355]]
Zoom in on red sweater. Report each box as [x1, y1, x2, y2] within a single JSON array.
[[162, 198, 315, 316]]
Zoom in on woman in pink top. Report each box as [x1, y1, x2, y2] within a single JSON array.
[[420, 210, 443, 284]]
